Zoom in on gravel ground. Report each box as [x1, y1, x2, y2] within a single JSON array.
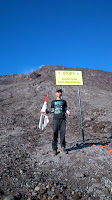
[[0, 66, 112, 200]]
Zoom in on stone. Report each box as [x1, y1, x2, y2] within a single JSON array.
[[76, 173, 84, 178], [51, 187, 55, 192], [34, 186, 40, 192], [42, 197, 47, 200], [47, 197, 52, 200], [105, 188, 110, 196], [72, 192, 82, 200], [4, 196, 19, 200], [96, 177, 101, 184], [31, 192, 37, 196], [54, 189, 60, 196], [47, 191, 54, 196], [59, 193, 66, 200], [39, 188, 46, 195]]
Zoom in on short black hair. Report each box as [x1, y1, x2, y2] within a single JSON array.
[[56, 89, 62, 93]]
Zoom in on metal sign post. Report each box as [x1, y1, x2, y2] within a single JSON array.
[[77, 86, 85, 144]]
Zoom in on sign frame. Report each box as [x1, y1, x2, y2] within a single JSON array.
[[55, 70, 83, 86]]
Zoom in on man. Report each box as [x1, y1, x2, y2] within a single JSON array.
[[49, 89, 70, 155]]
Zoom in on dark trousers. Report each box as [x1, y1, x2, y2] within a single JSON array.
[[52, 119, 66, 150]]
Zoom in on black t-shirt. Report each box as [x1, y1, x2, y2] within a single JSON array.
[[51, 99, 67, 119]]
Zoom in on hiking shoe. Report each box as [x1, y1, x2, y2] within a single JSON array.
[[53, 149, 57, 155], [60, 147, 67, 154]]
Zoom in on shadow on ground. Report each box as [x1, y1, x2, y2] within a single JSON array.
[[67, 139, 112, 152]]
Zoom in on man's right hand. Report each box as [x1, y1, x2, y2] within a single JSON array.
[[41, 109, 49, 115], [46, 109, 49, 114], [41, 111, 46, 115]]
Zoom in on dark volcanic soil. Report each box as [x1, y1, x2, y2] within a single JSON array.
[[0, 65, 112, 200]]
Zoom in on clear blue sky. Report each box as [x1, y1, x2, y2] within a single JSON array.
[[0, 0, 112, 75]]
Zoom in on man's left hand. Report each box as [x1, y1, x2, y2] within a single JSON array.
[[68, 110, 71, 116]]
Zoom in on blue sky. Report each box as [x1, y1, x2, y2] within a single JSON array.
[[0, 0, 112, 75]]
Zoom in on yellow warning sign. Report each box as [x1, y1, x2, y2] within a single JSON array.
[[55, 70, 83, 86]]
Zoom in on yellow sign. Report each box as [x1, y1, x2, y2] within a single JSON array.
[[55, 70, 83, 86]]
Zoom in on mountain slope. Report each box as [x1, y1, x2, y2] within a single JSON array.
[[0, 65, 112, 199]]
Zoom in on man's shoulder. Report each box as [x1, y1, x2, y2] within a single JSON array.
[[51, 100, 56, 103], [62, 99, 67, 103], [51, 100, 56, 105]]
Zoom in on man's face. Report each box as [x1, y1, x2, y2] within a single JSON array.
[[56, 91, 62, 98]]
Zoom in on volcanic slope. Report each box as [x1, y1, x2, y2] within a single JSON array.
[[0, 65, 112, 200]]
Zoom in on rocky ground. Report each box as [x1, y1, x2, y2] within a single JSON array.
[[0, 65, 112, 200]]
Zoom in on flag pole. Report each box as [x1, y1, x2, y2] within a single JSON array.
[[77, 86, 85, 144]]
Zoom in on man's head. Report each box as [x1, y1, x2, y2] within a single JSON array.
[[56, 89, 62, 99]]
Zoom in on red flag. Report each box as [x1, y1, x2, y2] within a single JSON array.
[[45, 93, 49, 102]]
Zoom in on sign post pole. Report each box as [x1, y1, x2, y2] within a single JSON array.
[[77, 86, 85, 144]]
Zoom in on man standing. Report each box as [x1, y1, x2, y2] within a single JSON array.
[[50, 89, 70, 155]]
